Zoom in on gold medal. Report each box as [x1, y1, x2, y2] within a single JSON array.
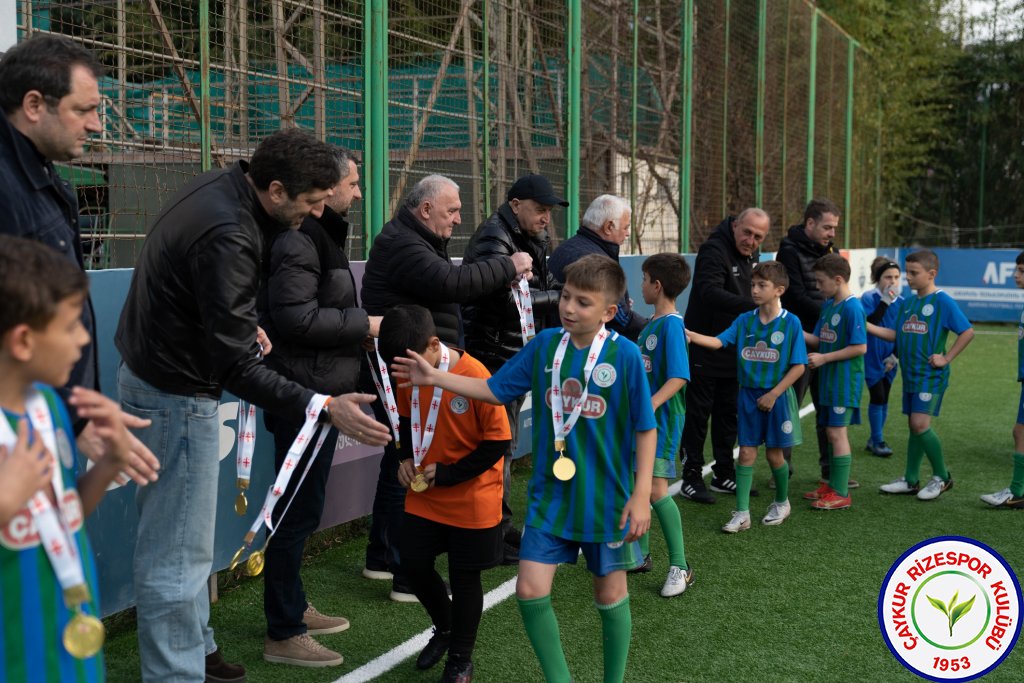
[[552, 454, 576, 481], [63, 608, 105, 659], [554, 439, 566, 452], [410, 472, 429, 493], [245, 549, 265, 576], [234, 491, 248, 515], [229, 545, 247, 572]]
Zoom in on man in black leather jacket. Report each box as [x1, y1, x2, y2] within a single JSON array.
[[777, 198, 842, 485], [462, 173, 566, 562], [115, 130, 390, 682]]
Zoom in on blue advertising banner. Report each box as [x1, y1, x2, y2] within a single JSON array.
[[906, 248, 1024, 323]]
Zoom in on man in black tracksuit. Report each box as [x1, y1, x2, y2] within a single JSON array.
[[679, 209, 770, 504], [776, 198, 844, 484]]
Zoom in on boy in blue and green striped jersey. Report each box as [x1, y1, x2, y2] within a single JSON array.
[[631, 253, 692, 598], [980, 251, 1024, 509], [0, 236, 134, 683], [687, 261, 807, 534], [801, 254, 867, 510], [868, 249, 974, 501], [393, 254, 656, 683]]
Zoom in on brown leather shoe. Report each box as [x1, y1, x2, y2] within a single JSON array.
[[263, 634, 344, 668], [205, 650, 246, 683], [303, 603, 350, 635]]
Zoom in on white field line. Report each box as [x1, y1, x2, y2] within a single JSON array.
[[334, 402, 816, 682]]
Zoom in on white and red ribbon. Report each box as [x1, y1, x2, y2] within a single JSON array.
[[550, 327, 609, 448], [369, 340, 402, 446], [410, 343, 450, 468], [235, 401, 257, 486], [511, 275, 537, 344]]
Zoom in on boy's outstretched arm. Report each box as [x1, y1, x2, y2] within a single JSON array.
[[803, 330, 820, 350], [620, 428, 655, 542], [756, 364, 805, 412], [685, 329, 724, 350], [72, 388, 132, 515], [0, 420, 52, 527], [392, 350, 501, 404], [929, 327, 975, 369], [866, 321, 897, 342]]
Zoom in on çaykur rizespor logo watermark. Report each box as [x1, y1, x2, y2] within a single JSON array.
[[879, 536, 1021, 681]]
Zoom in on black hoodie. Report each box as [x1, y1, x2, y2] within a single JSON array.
[[777, 224, 834, 332], [684, 217, 759, 378]]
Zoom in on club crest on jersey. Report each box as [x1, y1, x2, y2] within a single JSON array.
[[781, 420, 793, 434], [741, 341, 780, 363], [645, 334, 658, 351], [922, 304, 935, 317], [831, 313, 842, 326], [833, 406, 847, 414], [902, 314, 928, 335], [919, 392, 933, 402], [545, 378, 607, 419], [642, 354, 653, 373], [592, 363, 617, 388], [1, 490, 83, 550], [450, 396, 469, 414], [770, 331, 785, 345], [819, 324, 838, 344]]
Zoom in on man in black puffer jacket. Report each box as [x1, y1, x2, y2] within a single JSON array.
[[462, 173, 566, 563], [361, 174, 533, 601], [777, 198, 841, 485], [678, 209, 770, 505]]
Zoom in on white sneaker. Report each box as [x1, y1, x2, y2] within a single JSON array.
[[917, 475, 953, 501], [880, 477, 920, 494], [721, 510, 751, 534], [660, 565, 694, 597], [980, 488, 1013, 506], [761, 499, 791, 526]]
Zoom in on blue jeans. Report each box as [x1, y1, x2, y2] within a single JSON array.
[[119, 363, 219, 682]]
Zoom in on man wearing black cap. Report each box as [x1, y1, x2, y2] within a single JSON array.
[[462, 173, 566, 563]]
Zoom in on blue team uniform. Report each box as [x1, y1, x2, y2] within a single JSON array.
[[813, 295, 867, 427], [861, 288, 902, 387], [638, 313, 690, 478], [1017, 306, 1024, 425]]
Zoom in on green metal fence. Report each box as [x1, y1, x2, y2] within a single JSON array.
[[16, 0, 882, 266]]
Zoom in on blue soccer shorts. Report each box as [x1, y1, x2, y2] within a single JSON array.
[[817, 404, 861, 427], [902, 390, 944, 417], [519, 526, 643, 577], [737, 386, 802, 449], [1017, 385, 1024, 425]]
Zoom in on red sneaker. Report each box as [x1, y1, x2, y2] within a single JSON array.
[[803, 482, 832, 501], [812, 490, 852, 510]]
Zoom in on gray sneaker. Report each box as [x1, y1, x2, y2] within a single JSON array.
[[980, 487, 1013, 507], [880, 477, 919, 494], [917, 475, 953, 501], [761, 499, 791, 526], [660, 565, 694, 597], [263, 634, 344, 668], [721, 510, 751, 534]]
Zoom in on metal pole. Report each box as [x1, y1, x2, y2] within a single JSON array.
[[721, 0, 729, 218], [844, 39, 855, 249], [875, 95, 882, 248], [755, 0, 766, 207], [364, 0, 388, 254], [630, 0, 639, 250], [680, 0, 694, 252], [482, 1, 491, 217], [977, 92, 987, 233], [363, 0, 374, 254], [806, 8, 818, 203], [565, 0, 581, 236], [378, 0, 389, 222], [199, 0, 211, 171]]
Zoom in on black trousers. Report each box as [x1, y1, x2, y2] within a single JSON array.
[[785, 367, 830, 476], [364, 394, 407, 581], [263, 417, 337, 640], [680, 373, 739, 483]]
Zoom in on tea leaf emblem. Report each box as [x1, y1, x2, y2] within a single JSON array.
[[927, 590, 976, 637]]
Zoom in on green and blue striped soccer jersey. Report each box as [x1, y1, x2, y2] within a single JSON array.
[[1018, 305, 1024, 381], [638, 313, 690, 461], [895, 290, 972, 394], [1, 385, 104, 683], [717, 309, 808, 389], [488, 328, 656, 543], [813, 295, 867, 408]]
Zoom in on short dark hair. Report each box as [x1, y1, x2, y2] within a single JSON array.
[[0, 35, 104, 115], [0, 235, 89, 336], [642, 253, 691, 299], [1016, 251, 1024, 266], [249, 129, 341, 198], [378, 304, 437, 367], [803, 198, 841, 224], [870, 256, 900, 284], [812, 253, 851, 281], [905, 249, 939, 273], [751, 260, 789, 289], [563, 254, 626, 304]]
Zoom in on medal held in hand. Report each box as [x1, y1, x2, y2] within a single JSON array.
[[409, 344, 450, 493], [511, 275, 537, 344], [234, 400, 257, 515], [369, 340, 402, 449], [549, 327, 609, 482]]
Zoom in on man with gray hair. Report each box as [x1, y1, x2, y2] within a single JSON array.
[[678, 209, 770, 506], [361, 173, 533, 601], [548, 194, 647, 341]]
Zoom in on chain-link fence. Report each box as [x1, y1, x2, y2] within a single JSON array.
[[15, 0, 882, 266]]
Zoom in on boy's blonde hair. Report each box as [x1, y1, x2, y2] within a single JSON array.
[[563, 254, 626, 304], [751, 260, 789, 289]]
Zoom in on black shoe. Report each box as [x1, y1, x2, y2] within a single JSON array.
[[441, 656, 474, 682], [205, 650, 246, 683], [501, 541, 520, 565], [628, 553, 653, 574], [679, 481, 715, 504], [709, 477, 758, 497], [416, 628, 451, 670]]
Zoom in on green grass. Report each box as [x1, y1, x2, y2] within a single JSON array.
[[104, 325, 1024, 682]]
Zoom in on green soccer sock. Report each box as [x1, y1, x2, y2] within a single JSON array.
[[596, 595, 631, 683], [735, 464, 754, 511], [919, 428, 948, 480], [518, 595, 570, 683], [1011, 453, 1024, 497], [652, 496, 687, 569], [771, 464, 789, 503], [638, 530, 650, 557], [905, 432, 926, 485], [829, 455, 852, 497]]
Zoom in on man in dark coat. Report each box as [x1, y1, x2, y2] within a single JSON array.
[[548, 194, 647, 341], [462, 173, 566, 563], [679, 209, 769, 504], [360, 174, 533, 601], [776, 198, 847, 485]]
